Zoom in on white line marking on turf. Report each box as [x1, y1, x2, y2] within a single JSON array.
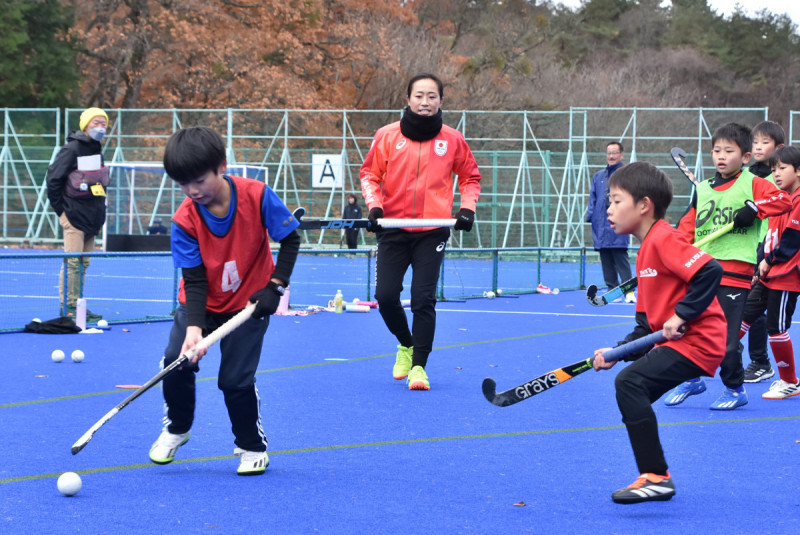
[[324, 358, 349, 361], [435, 308, 632, 318]]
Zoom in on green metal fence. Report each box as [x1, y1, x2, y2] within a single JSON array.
[[1, 106, 774, 249]]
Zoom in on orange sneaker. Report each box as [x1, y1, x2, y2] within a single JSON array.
[[611, 472, 675, 504]]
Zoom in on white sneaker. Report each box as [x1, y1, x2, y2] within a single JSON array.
[[149, 430, 190, 464], [762, 379, 800, 399], [234, 447, 269, 475], [625, 292, 636, 303]]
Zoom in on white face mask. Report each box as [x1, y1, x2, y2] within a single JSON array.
[[88, 127, 106, 141]]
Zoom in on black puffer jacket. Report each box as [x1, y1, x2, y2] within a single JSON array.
[[46, 131, 107, 237]]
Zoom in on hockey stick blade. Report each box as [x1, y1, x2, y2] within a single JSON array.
[[585, 276, 638, 307], [71, 303, 256, 455], [585, 284, 601, 306], [482, 330, 666, 407], [670, 147, 700, 187]]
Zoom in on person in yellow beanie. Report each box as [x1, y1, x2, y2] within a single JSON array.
[[46, 107, 111, 322]]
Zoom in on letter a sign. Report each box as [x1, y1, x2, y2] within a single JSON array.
[[312, 154, 344, 188]]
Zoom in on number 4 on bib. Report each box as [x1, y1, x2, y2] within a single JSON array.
[[221, 260, 242, 293]]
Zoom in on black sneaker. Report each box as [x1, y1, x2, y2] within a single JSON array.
[[86, 309, 103, 323], [612, 472, 675, 504], [743, 361, 774, 383]]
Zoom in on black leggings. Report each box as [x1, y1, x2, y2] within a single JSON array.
[[161, 305, 269, 452], [374, 227, 450, 368], [616, 346, 707, 474]]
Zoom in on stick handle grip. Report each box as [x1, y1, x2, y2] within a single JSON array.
[[600, 330, 666, 362], [694, 222, 733, 248], [377, 218, 456, 229]]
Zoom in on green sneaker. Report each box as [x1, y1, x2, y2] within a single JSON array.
[[393, 345, 413, 380], [407, 365, 430, 390]]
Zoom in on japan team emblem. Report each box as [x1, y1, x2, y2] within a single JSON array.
[[434, 140, 448, 156]]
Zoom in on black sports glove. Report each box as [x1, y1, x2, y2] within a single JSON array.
[[249, 280, 284, 318], [367, 207, 384, 233], [453, 208, 475, 232], [732, 201, 757, 229]]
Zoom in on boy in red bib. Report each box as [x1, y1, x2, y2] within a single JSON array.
[[148, 127, 300, 475], [592, 162, 726, 504]]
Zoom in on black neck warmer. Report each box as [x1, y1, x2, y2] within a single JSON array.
[[400, 107, 443, 142]]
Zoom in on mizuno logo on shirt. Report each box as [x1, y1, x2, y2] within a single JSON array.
[[639, 268, 658, 278], [726, 293, 742, 300]]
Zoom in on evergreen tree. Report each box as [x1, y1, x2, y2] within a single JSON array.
[[0, 0, 80, 108]]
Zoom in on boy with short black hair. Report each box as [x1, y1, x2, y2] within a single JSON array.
[[665, 122, 791, 410], [593, 161, 726, 504], [149, 126, 300, 475], [739, 145, 800, 399], [743, 121, 786, 382]]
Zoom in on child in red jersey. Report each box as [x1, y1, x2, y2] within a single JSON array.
[[592, 162, 726, 504], [148, 126, 300, 475], [743, 121, 786, 383], [666, 123, 790, 410], [739, 145, 800, 399]]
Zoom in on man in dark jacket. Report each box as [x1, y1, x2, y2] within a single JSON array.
[[342, 194, 362, 249], [586, 141, 634, 302], [46, 107, 110, 321]]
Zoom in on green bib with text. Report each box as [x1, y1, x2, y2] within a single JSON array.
[[695, 169, 761, 263]]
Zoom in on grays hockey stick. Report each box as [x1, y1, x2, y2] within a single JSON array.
[[482, 330, 666, 407], [71, 303, 256, 455], [293, 207, 456, 231]]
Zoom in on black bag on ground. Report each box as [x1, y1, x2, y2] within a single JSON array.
[[24, 317, 82, 334]]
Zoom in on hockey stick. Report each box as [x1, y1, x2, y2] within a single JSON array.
[[585, 200, 757, 307], [70, 303, 256, 455], [584, 147, 696, 307], [586, 276, 638, 307], [670, 147, 701, 187], [482, 330, 666, 407], [292, 207, 456, 231]]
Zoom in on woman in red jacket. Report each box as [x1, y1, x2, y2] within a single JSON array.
[[360, 73, 481, 390]]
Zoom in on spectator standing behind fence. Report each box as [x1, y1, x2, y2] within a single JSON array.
[[46, 107, 110, 322], [148, 218, 168, 235], [342, 194, 362, 249], [587, 142, 635, 303]]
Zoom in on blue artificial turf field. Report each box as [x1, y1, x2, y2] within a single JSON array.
[[2, 289, 799, 533]]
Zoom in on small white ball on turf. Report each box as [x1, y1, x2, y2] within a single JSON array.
[[71, 350, 85, 363], [32, 317, 42, 323], [51, 349, 65, 363], [486, 291, 495, 299], [97, 319, 108, 328], [552, 288, 560, 295], [57, 472, 82, 496], [496, 289, 503, 295]]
